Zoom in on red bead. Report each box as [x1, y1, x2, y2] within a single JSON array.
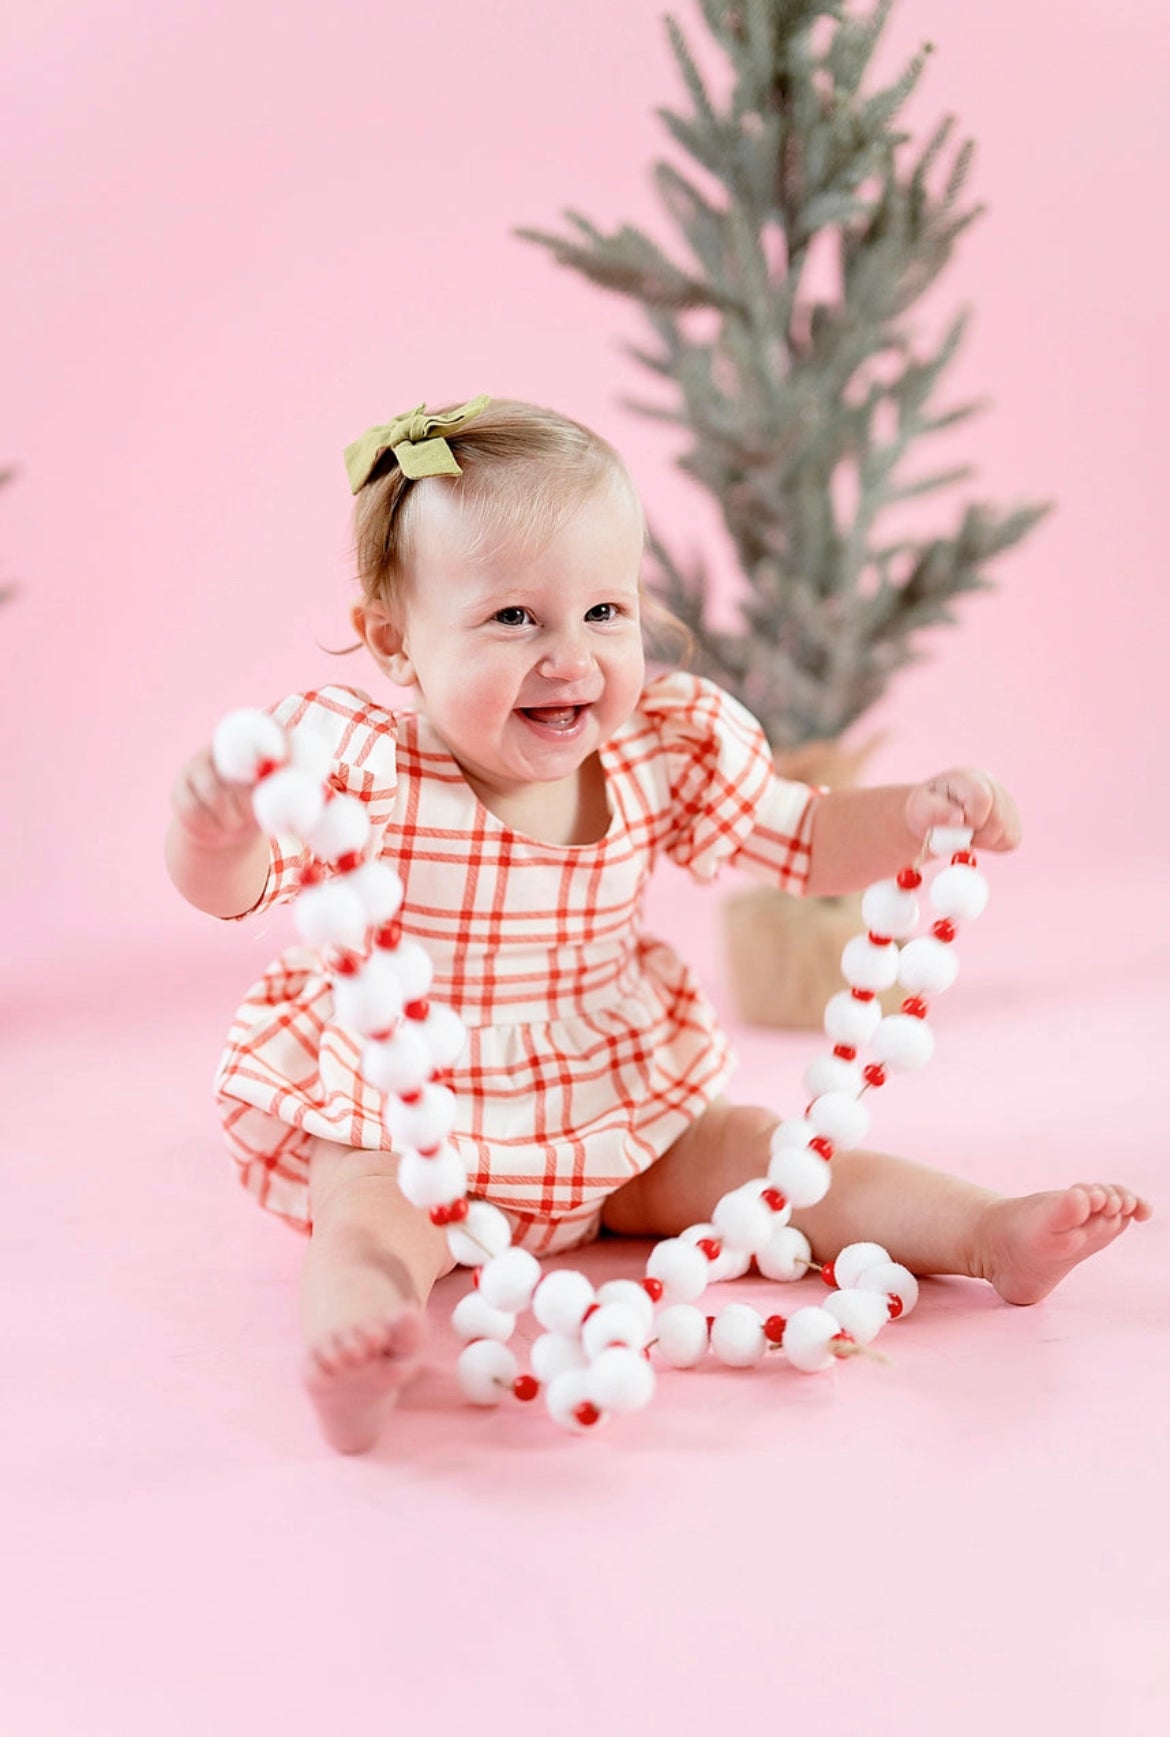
[[513, 1374, 540, 1403], [415, 1144, 440, 1159], [887, 1294, 904, 1320], [642, 1278, 664, 1303], [404, 998, 430, 1021], [254, 757, 283, 782], [850, 988, 875, 1003], [809, 1136, 835, 1161], [867, 931, 893, 948], [762, 1188, 787, 1213], [326, 948, 361, 976], [428, 1205, 450, 1226], [447, 1198, 469, 1223], [399, 1088, 422, 1105], [830, 1331, 855, 1350], [582, 1303, 599, 1324], [832, 1044, 857, 1062], [574, 1402, 602, 1428], [375, 919, 403, 951], [336, 851, 364, 876], [763, 1315, 787, 1344], [696, 1238, 722, 1262], [931, 919, 957, 944], [299, 860, 327, 887], [951, 850, 977, 866], [472, 1268, 481, 1288], [821, 1260, 837, 1288], [901, 996, 929, 1019], [896, 867, 923, 889], [863, 1063, 887, 1088]]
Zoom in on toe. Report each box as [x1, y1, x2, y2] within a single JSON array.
[[1134, 1197, 1153, 1222]]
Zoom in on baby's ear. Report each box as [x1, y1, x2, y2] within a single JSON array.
[[352, 600, 416, 687]]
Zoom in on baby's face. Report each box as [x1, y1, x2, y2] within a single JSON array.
[[380, 478, 646, 798]]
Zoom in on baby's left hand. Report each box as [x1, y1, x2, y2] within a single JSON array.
[[905, 769, 1022, 852]]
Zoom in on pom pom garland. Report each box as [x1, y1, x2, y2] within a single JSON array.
[[217, 701, 994, 1434]]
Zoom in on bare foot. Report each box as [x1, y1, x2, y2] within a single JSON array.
[[303, 1309, 424, 1454], [977, 1184, 1152, 1305]]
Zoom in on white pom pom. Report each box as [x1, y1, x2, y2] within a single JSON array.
[[756, 1224, 813, 1283], [456, 1338, 518, 1406], [451, 1292, 516, 1344], [416, 1002, 467, 1069], [388, 937, 434, 1004], [305, 793, 370, 863], [782, 1306, 844, 1373], [294, 878, 369, 952], [861, 879, 920, 939], [712, 1186, 776, 1254], [824, 991, 883, 1048], [530, 1331, 588, 1383], [396, 1144, 467, 1210], [766, 1143, 832, 1207], [477, 1246, 542, 1314], [926, 825, 973, 858], [212, 709, 287, 785], [382, 1083, 458, 1152], [596, 1280, 656, 1336], [710, 1304, 767, 1368], [254, 766, 327, 840], [897, 936, 959, 994], [832, 1241, 891, 1289], [856, 1259, 919, 1318], [347, 859, 405, 926], [532, 1270, 596, 1336], [654, 1304, 710, 1368], [287, 728, 334, 787], [546, 1368, 606, 1433], [581, 1302, 648, 1358], [587, 1346, 656, 1413], [929, 864, 989, 922], [841, 934, 901, 992], [823, 1288, 889, 1345], [446, 1199, 513, 1267], [807, 1091, 871, 1148], [645, 1237, 710, 1304], [803, 1054, 864, 1100], [870, 1013, 935, 1071], [770, 1117, 817, 1152], [679, 1223, 752, 1282], [332, 952, 404, 1037], [362, 1023, 432, 1096]]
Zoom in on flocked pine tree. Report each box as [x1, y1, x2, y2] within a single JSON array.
[[519, 0, 1048, 753]]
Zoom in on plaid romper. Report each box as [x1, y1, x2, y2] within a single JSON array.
[[214, 671, 819, 1253]]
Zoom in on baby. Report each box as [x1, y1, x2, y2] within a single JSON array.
[[166, 396, 1150, 1453]]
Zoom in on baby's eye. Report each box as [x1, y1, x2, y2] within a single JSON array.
[[585, 602, 621, 622], [493, 606, 534, 627]]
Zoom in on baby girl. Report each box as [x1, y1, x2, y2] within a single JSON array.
[[166, 396, 1151, 1453]]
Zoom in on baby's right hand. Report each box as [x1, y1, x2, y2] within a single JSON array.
[[170, 747, 262, 852]]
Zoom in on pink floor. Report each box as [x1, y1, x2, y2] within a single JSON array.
[[4, 859, 1166, 1735]]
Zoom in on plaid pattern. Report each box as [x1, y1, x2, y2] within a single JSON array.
[[215, 672, 819, 1252]]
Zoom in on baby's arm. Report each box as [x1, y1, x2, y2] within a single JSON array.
[[165, 745, 271, 918], [804, 769, 1022, 897]]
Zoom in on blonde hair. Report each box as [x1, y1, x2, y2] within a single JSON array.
[[352, 398, 641, 613]]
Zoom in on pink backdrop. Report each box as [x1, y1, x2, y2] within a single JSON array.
[[4, 0, 1169, 994]]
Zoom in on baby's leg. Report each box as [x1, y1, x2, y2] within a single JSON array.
[[300, 1136, 454, 1454], [601, 1100, 1150, 1303]]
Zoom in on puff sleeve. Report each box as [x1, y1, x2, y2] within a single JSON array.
[[229, 684, 399, 920], [637, 672, 821, 893]]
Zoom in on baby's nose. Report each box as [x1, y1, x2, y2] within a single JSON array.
[[538, 631, 594, 682]]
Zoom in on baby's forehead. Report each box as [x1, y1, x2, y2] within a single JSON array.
[[408, 469, 644, 572]]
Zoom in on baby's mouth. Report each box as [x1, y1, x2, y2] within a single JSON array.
[[519, 705, 585, 730]]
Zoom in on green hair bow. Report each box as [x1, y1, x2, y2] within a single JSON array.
[[343, 394, 491, 493]]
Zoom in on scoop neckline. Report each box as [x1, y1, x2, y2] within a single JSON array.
[[409, 711, 624, 852]]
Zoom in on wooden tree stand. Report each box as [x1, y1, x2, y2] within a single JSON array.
[[722, 736, 899, 1031]]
